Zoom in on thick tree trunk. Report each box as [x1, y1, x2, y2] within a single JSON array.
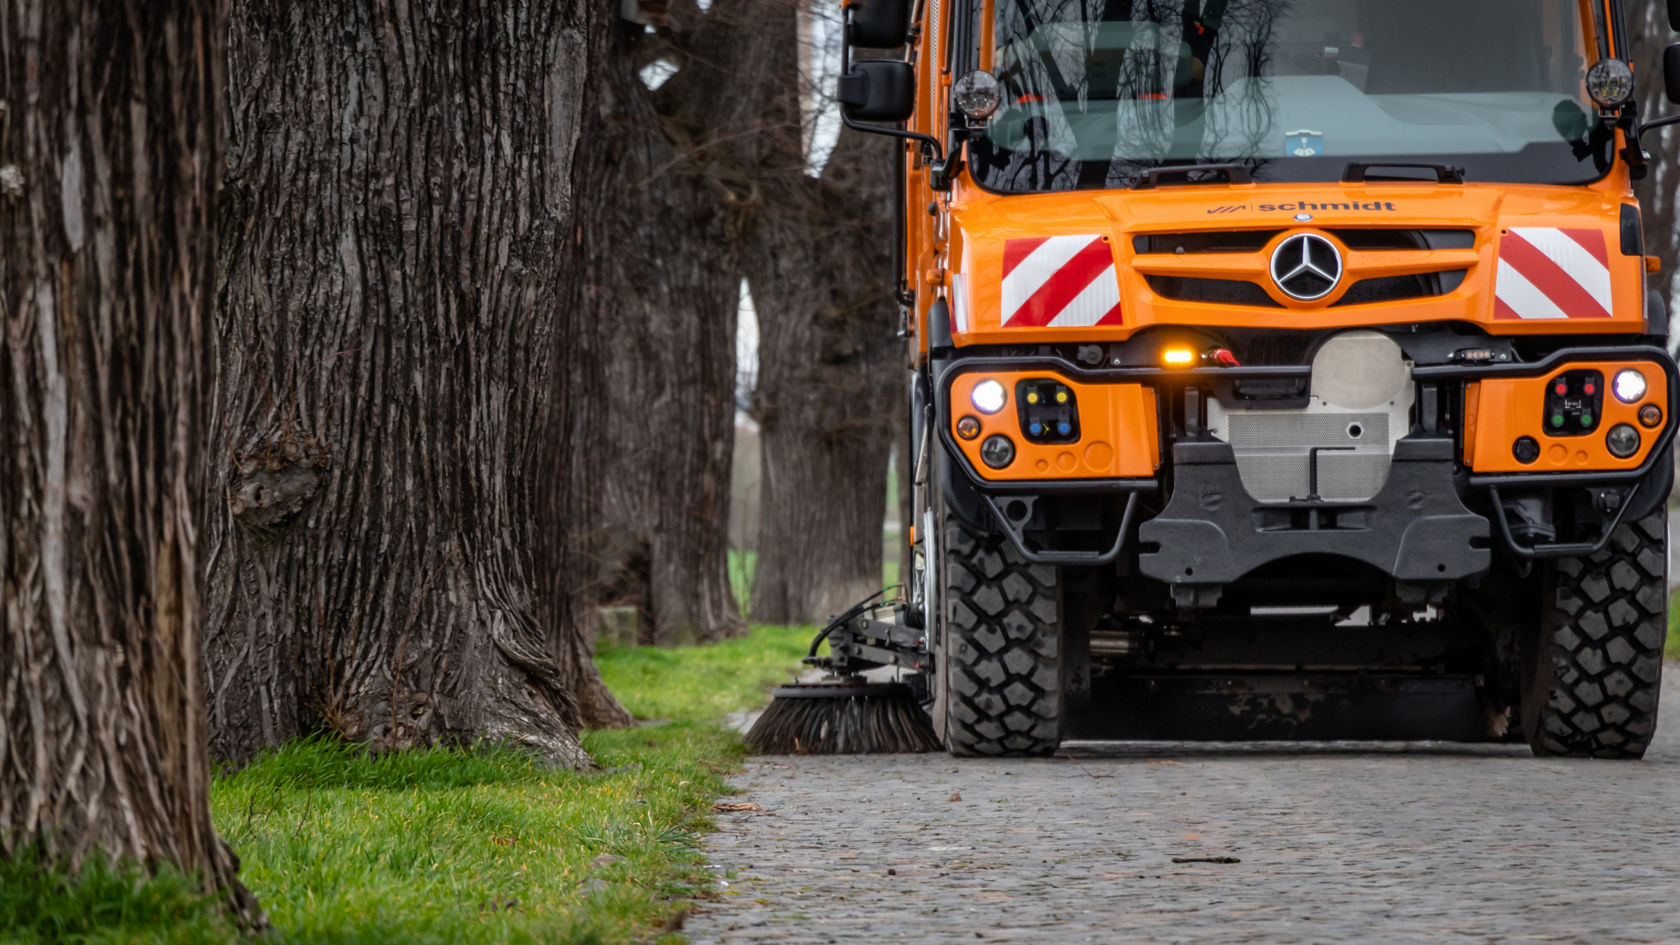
[[571, 3, 782, 644], [547, 166, 635, 731], [207, 0, 620, 765], [0, 0, 260, 925], [746, 61, 903, 626], [1634, 0, 1678, 308]]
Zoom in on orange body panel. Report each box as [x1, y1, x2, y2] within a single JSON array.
[[1465, 361, 1667, 474], [907, 0, 950, 357], [898, 0, 1635, 364], [1462, 383, 1482, 466], [944, 179, 1644, 345], [948, 372, 1160, 481]]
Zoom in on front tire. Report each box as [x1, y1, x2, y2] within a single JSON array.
[[1521, 509, 1667, 759], [938, 510, 1065, 756]]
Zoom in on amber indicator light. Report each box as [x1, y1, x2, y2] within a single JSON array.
[[1640, 404, 1663, 428]]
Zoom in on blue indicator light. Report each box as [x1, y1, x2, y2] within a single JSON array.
[[1029, 423, 1043, 436], [1057, 422, 1071, 436]]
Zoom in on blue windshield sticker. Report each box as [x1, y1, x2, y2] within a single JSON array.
[[1287, 131, 1324, 157]]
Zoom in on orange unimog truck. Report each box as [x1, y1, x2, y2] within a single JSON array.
[[837, 0, 1680, 758]]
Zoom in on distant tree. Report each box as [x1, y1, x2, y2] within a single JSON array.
[[0, 0, 260, 925], [569, 0, 790, 644], [746, 17, 903, 624], [1634, 0, 1679, 310], [206, 0, 625, 763]]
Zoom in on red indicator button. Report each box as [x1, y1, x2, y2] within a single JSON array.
[[1555, 382, 1567, 395], [1584, 383, 1596, 395]]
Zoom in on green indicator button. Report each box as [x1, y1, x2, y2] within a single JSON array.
[[1581, 414, 1593, 426], [1551, 414, 1565, 427]]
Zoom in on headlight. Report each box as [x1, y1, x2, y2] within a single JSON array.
[[971, 379, 1007, 414], [952, 70, 1002, 122], [1586, 59, 1635, 109], [1607, 423, 1641, 459], [980, 435, 1016, 469], [1613, 368, 1648, 404]]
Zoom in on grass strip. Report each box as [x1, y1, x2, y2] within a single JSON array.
[[0, 854, 239, 945], [595, 624, 816, 722], [6, 625, 812, 945]]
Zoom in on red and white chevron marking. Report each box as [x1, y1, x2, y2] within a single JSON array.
[[1494, 227, 1613, 320], [1001, 235, 1123, 328]]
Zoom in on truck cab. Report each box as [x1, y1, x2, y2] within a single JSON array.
[[841, 0, 1680, 758]]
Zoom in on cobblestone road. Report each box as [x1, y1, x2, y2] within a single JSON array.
[[688, 672, 1680, 944]]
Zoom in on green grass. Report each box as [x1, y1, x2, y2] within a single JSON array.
[[210, 729, 736, 945], [727, 549, 756, 614], [10, 628, 810, 945], [0, 855, 239, 945], [1668, 589, 1680, 659], [596, 625, 816, 721]]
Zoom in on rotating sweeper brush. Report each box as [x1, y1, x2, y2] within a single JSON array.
[[744, 590, 941, 755], [745, 679, 941, 754]]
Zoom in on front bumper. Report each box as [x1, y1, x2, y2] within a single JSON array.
[[936, 344, 1678, 575], [1137, 437, 1488, 590]]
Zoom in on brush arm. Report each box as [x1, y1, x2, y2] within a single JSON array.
[[810, 604, 932, 676]]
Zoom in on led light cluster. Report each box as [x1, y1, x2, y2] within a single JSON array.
[[1521, 367, 1659, 465]]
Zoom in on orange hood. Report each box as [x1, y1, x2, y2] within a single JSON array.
[[945, 180, 1644, 345]]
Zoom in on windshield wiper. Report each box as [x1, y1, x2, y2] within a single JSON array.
[[1341, 162, 1465, 184], [1128, 163, 1254, 189]]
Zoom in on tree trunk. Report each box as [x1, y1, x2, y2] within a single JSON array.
[[1634, 0, 1678, 309], [571, 2, 782, 644], [0, 0, 260, 925], [746, 32, 903, 625], [207, 0, 621, 765]]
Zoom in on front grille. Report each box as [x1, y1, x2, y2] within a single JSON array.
[[1330, 269, 1468, 306], [1145, 275, 1282, 308], [1132, 228, 1474, 255], [1327, 229, 1475, 251], [1134, 227, 1477, 309], [1132, 230, 1281, 255]]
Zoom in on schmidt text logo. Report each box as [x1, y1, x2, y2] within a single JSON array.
[[1206, 201, 1399, 215]]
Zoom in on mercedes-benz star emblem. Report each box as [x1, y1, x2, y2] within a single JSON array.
[[1269, 233, 1343, 301]]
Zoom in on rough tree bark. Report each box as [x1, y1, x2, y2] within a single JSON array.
[[207, 0, 624, 763], [571, 0, 784, 644], [1634, 0, 1678, 308], [0, 0, 260, 924], [745, 18, 903, 623]]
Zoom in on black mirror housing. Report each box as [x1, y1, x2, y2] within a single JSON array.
[[1666, 44, 1680, 106], [1670, 0, 1680, 31], [838, 61, 916, 123], [849, 0, 909, 49]]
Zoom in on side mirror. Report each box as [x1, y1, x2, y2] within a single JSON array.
[[1671, 0, 1680, 31], [1666, 44, 1680, 105], [849, 0, 909, 49], [838, 61, 916, 123]]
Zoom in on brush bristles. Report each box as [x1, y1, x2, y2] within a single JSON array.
[[745, 687, 942, 754]]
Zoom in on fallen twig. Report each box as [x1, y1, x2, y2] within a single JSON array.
[[1062, 752, 1114, 779]]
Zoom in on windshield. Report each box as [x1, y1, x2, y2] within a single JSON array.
[[971, 0, 1609, 193]]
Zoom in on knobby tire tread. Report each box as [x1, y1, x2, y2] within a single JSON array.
[[1528, 510, 1667, 759], [941, 512, 1063, 757]]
